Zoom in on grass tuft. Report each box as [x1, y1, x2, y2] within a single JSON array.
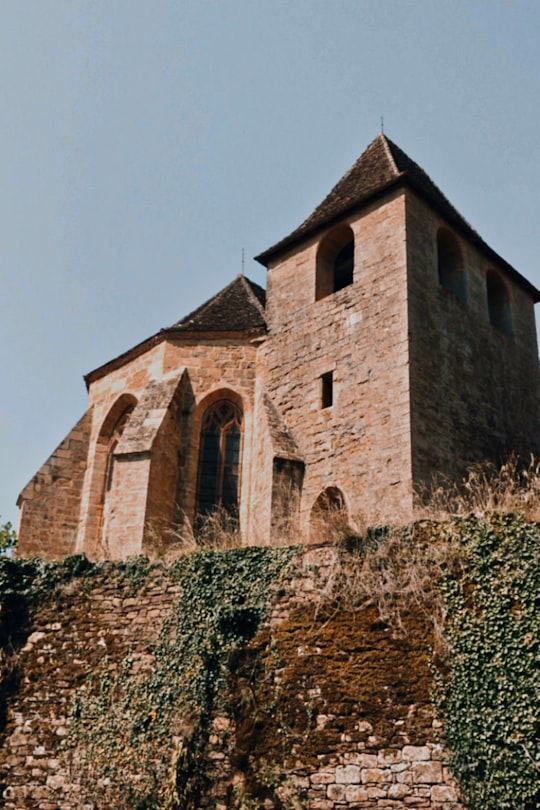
[[415, 454, 540, 522]]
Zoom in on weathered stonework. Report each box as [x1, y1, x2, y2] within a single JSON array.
[[406, 191, 540, 484], [16, 411, 93, 558], [16, 135, 540, 559], [0, 547, 464, 809], [261, 190, 413, 528]]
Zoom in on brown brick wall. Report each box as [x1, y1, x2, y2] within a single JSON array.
[[103, 374, 186, 559], [16, 183, 540, 559], [163, 338, 260, 540], [75, 343, 167, 557], [75, 338, 262, 557], [0, 566, 181, 808]]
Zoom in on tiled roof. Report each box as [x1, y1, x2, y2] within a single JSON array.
[[85, 276, 266, 386], [167, 275, 267, 333], [255, 134, 540, 301], [255, 134, 438, 263]]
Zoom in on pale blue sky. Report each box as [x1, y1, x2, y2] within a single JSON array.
[[1, 0, 540, 529]]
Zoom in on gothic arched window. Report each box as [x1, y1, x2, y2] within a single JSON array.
[[197, 399, 243, 516]]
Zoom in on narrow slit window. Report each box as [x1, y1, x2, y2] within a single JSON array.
[[321, 371, 333, 409]]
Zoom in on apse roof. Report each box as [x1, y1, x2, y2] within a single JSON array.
[[168, 274, 266, 333], [85, 275, 266, 386], [255, 133, 540, 301]]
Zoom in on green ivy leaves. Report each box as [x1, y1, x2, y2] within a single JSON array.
[[68, 545, 295, 809], [438, 514, 540, 810]]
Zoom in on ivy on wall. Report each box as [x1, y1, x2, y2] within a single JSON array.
[[438, 513, 540, 810], [67, 545, 295, 810], [0, 514, 539, 809]]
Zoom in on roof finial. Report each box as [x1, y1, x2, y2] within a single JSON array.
[[380, 115, 384, 134], [241, 247, 245, 276]]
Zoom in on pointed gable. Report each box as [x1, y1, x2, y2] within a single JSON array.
[[285, 133, 402, 242]]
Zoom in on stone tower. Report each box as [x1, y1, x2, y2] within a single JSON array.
[[255, 134, 540, 527]]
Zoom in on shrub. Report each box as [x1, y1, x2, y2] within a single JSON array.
[[0, 520, 16, 553]]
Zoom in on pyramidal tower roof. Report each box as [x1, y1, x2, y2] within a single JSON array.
[[255, 134, 539, 301], [168, 274, 266, 333], [255, 133, 456, 263]]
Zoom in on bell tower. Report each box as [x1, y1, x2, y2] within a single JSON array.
[[256, 134, 540, 527]]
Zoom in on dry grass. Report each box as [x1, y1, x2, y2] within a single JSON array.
[[415, 454, 540, 522], [194, 506, 243, 549], [146, 507, 244, 562], [311, 524, 458, 657], [307, 503, 364, 546], [144, 458, 540, 647], [313, 457, 540, 648]]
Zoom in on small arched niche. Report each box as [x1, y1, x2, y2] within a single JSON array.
[[486, 269, 513, 338], [316, 224, 355, 301], [437, 228, 466, 303], [310, 486, 348, 542]]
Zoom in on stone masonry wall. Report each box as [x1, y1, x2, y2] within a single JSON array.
[[103, 374, 186, 559], [221, 546, 463, 810], [68, 337, 261, 559], [262, 189, 413, 530], [17, 329, 294, 558], [0, 566, 181, 809], [406, 190, 540, 485], [0, 546, 464, 809], [17, 410, 93, 559], [75, 342, 168, 557], [163, 337, 260, 536]]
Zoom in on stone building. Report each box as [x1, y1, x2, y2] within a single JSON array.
[[17, 134, 540, 559]]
